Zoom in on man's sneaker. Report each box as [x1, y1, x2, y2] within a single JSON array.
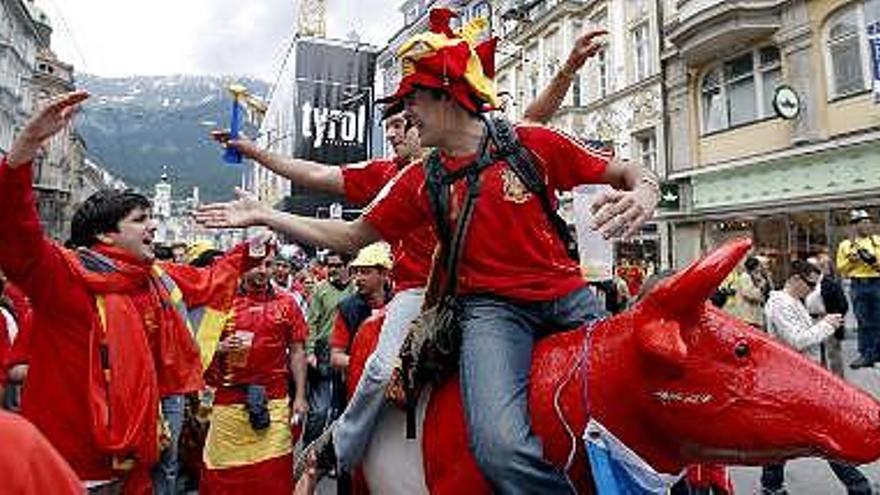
[[850, 356, 875, 369], [294, 422, 337, 481]]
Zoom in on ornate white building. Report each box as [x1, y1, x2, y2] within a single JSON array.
[[496, 0, 667, 266], [0, 0, 43, 155]]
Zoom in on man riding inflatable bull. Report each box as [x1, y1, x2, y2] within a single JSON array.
[[197, 8, 659, 492]]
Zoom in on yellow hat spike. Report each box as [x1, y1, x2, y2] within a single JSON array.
[[458, 17, 488, 45], [227, 83, 248, 99]]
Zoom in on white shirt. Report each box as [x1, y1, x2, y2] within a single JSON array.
[[0, 306, 18, 343], [765, 290, 835, 363]]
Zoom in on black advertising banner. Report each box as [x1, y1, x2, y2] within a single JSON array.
[[289, 38, 377, 217]]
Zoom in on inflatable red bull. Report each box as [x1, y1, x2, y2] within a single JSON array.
[[346, 239, 880, 494]]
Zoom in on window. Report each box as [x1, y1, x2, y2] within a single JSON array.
[[515, 64, 525, 103], [700, 46, 783, 133], [573, 75, 582, 107], [824, 2, 872, 98], [498, 74, 513, 113], [634, 130, 657, 172], [404, 2, 420, 25], [631, 22, 650, 82], [526, 42, 539, 98], [591, 8, 611, 99], [597, 50, 610, 98], [528, 71, 539, 101], [472, 1, 491, 22], [544, 29, 561, 82], [571, 21, 584, 106]]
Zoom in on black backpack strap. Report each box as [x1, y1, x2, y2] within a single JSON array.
[[483, 116, 579, 260], [424, 150, 451, 247], [423, 127, 493, 296]]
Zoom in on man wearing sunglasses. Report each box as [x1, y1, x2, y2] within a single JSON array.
[[762, 259, 873, 495]]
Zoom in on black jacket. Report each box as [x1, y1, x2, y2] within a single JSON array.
[[820, 275, 849, 316]]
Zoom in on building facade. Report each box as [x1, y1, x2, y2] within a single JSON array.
[[0, 0, 42, 154], [1, 0, 89, 240], [663, 0, 880, 282], [31, 44, 79, 239], [495, 0, 667, 268]]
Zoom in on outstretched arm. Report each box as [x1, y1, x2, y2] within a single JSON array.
[[0, 91, 90, 305], [195, 188, 380, 254], [8, 92, 89, 168], [213, 131, 346, 195], [522, 30, 607, 124]]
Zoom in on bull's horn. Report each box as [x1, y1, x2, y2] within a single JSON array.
[[647, 238, 752, 316]]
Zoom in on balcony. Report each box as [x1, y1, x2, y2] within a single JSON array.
[[500, 0, 588, 45], [666, 0, 786, 64]]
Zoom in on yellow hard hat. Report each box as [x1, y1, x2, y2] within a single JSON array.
[[185, 240, 216, 264], [349, 243, 393, 270]]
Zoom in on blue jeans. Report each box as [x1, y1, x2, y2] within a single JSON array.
[[459, 286, 603, 494], [852, 278, 880, 362], [152, 394, 185, 495]]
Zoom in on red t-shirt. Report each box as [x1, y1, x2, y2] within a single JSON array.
[[214, 289, 308, 405], [329, 312, 353, 351], [364, 124, 610, 301], [342, 159, 435, 291], [0, 410, 83, 494]]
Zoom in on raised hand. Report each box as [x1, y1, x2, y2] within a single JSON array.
[[7, 90, 90, 167], [195, 187, 272, 229], [562, 29, 608, 76], [590, 186, 658, 240], [210, 130, 263, 161]]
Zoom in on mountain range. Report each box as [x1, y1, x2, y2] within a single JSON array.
[[75, 74, 270, 202]]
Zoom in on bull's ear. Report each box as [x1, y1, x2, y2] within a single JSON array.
[[646, 238, 752, 317], [637, 319, 688, 367]]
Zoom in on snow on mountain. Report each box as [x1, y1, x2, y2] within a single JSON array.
[[75, 74, 269, 202]]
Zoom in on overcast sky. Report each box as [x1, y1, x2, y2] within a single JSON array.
[[40, 0, 401, 81]]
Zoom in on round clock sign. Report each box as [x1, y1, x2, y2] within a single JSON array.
[[773, 85, 801, 120]]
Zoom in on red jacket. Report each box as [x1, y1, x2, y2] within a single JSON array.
[[0, 410, 83, 494], [0, 159, 251, 484]]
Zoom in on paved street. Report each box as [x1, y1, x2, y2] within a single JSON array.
[[731, 337, 880, 494]]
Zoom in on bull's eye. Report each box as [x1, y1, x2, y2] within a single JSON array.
[[734, 341, 750, 359]]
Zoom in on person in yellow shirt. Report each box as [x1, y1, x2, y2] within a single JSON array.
[[836, 209, 880, 368], [724, 256, 770, 329]]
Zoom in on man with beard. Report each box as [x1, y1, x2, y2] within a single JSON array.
[[200, 255, 308, 494]]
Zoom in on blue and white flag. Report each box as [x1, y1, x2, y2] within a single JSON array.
[[869, 20, 880, 104], [223, 84, 247, 165], [585, 420, 684, 494]]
